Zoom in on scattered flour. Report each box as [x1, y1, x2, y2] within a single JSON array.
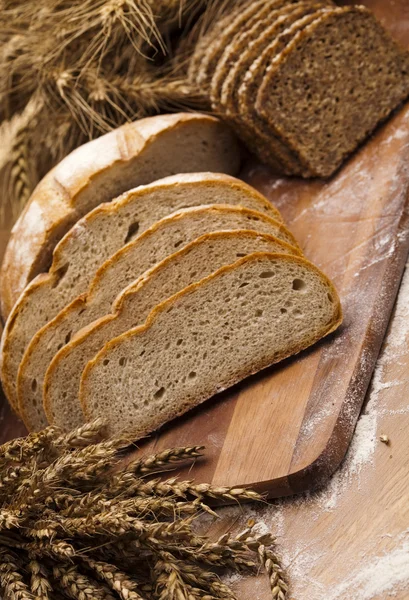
[[326, 532, 409, 600]]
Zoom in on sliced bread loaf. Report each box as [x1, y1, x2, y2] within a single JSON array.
[[2, 173, 281, 413], [18, 205, 300, 431], [41, 231, 301, 432], [0, 113, 241, 319], [212, 2, 332, 174], [256, 6, 409, 176], [237, 9, 331, 175], [80, 252, 342, 439]]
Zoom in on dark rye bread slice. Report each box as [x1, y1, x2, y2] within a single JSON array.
[[237, 9, 332, 175], [212, 2, 333, 174], [42, 231, 301, 432], [1, 173, 282, 413], [80, 253, 342, 439], [18, 205, 300, 431], [256, 6, 409, 177], [195, 0, 290, 87]]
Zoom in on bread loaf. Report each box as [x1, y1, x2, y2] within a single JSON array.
[[0, 113, 241, 319], [17, 205, 299, 429], [2, 173, 280, 413], [41, 231, 300, 432], [80, 253, 342, 438], [256, 6, 409, 176]]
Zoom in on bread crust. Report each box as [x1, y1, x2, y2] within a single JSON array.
[[80, 252, 342, 438], [0, 113, 241, 319]]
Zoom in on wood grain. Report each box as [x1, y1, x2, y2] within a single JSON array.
[[2, 1, 409, 509]]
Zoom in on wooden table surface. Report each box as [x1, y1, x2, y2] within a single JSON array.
[[1, 1, 409, 598]]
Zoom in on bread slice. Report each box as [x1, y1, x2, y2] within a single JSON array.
[[0, 113, 241, 319], [237, 9, 330, 175], [41, 231, 301, 432], [2, 174, 281, 413], [195, 0, 291, 87], [80, 252, 342, 439], [256, 6, 409, 176], [17, 205, 300, 431], [212, 2, 332, 174]]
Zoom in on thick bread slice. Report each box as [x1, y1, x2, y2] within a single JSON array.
[[0, 113, 241, 319], [1, 174, 280, 413], [237, 9, 331, 175], [41, 231, 301, 432], [212, 2, 332, 174], [195, 0, 291, 87], [256, 6, 409, 176], [18, 205, 300, 431], [80, 252, 342, 439]]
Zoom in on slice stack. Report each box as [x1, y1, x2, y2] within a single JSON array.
[[190, 3, 409, 177], [1, 139, 341, 439]]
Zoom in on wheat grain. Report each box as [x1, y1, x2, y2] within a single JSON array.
[[258, 545, 289, 600], [28, 560, 52, 600]]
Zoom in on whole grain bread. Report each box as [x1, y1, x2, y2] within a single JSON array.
[[41, 231, 300, 432], [17, 205, 300, 431], [0, 113, 241, 319], [237, 9, 331, 174], [212, 2, 332, 174], [195, 0, 291, 87], [2, 173, 280, 413], [256, 6, 409, 176], [80, 252, 342, 439]]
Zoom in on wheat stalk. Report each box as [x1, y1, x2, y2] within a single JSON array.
[[0, 0, 225, 224], [0, 419, 288, 599]]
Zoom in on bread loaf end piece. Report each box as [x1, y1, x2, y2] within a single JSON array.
[[81, 253, 342, 439]]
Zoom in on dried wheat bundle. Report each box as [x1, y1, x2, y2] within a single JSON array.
[[0, 418, 288, 599], [0, 0, 237, 225]]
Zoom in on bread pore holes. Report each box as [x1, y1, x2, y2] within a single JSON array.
[[103, 359, 110, 366], [328, 292, 334, 303], [174, 240, 184, 248], [31, 379, 37, 392], [292, 278, 306, 291], [124, 221, 140, 244], [119, 357, 126, 366], [259, 270, 275, 278], [188, 371, 197, 379], [154, 387, 166, 400], [255, 309, 263, 317], [64, 331, 72, 344]]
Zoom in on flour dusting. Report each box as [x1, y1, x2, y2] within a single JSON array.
[[327, 532, 409, 600]]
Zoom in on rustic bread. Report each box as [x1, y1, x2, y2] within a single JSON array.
[[212, 2, 332, 174], [195, 0, 287, 87], [256, 6, 409, 176], [17, 205, 300, 430], [80, 253, 342, 439], [2, 174, 280, 413], [237, 9, 330, 175], [41, 231, 300, 432], [0, 113, 241, 319]]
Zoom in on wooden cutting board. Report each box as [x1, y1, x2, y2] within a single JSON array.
[[1, 0, 409, 500]]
